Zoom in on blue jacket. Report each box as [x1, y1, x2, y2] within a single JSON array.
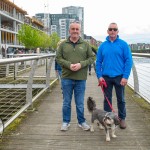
[[96, 35, 133, 79]]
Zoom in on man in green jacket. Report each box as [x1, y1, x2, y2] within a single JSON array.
[[56, 21, 95, 131]]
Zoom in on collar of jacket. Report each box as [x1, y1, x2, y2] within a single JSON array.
[[106, 35, 119, 42], [67, 37, 84, 44]]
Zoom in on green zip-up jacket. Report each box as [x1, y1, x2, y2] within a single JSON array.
[[56, 37, 95, 80]]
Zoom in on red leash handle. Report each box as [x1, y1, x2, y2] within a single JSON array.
[[98, 80, 115, 113]]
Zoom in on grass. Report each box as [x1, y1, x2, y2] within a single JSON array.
[[126, 86, 150, 112]]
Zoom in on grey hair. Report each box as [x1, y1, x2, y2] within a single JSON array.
[[69, 20, 81, 29], [108, 22, 118, 28]]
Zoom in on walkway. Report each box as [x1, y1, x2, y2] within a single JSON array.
[[0, 70, 150, 150]]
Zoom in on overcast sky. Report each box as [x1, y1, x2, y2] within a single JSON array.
[[10, 0, 150, 43]]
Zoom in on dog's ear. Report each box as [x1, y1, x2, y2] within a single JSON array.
[[88, 96, 93, 100], [87, 96, 96, 112]]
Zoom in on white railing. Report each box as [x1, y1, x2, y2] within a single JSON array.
[[0, 52, 149, 132], [0, 53, 57, 129], [128, 53, 150, 103]]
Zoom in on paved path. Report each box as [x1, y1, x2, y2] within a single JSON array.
[[0, 70, 150, 150]]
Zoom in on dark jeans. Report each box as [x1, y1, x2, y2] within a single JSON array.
[[89, 64, 92, 72], [89, 61, 96, 72], [103, 75, 126, 120]]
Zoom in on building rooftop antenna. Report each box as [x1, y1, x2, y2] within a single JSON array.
[[44, 0, 50, 35]]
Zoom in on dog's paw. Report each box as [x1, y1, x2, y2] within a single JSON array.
[[106, 137, 110, 142], [90, 128, 94, 132], [90, 125, 94, 132], [99, 124, 104, 130], [112, 134, 117, 138]]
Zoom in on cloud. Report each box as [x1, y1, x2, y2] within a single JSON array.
[[121, 25, 150, 35]]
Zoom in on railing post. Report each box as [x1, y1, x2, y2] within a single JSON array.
[[6, 64, 9, 76], [46, 57, 54, 89], [14, 62, 18, 80], [26, 59, 38, 107], [132, 62, 139, 94]]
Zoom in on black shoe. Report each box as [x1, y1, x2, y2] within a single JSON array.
[[89, 72, 91, 75]]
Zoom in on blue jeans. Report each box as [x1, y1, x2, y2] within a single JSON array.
[[103, 75, 126, 120], [61, 79, 86, 124], [57, 69, 62, 79]]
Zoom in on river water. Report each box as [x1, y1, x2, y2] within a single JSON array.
[[128, 57, 150, 103]]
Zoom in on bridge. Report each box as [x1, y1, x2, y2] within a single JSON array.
[[0, 54, 150, 150]]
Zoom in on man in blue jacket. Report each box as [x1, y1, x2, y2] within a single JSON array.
[[96, 22, 133, 129]]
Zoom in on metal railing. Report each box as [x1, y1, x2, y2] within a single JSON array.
[[0, 52, 150, 132], [128, 53, 150, 103], [0, 53, 57, 129]]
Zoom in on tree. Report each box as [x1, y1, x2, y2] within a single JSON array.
[[38, 32, 51, 50], [49, 32, 60, 51], [18, 24, 40, 49], [18, 25, 61, 52]]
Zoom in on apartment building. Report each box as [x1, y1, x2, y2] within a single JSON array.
[[50, 13, 79, 39], [0, 0, 28, 58], [35, 6, 84, 39], [0, 0, 45, 58], [62, 6, 84, 38], [25, 16, 44, 31], [35, 13, 79, 39]]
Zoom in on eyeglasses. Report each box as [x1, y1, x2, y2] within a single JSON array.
[[108, 28, 118, 31]]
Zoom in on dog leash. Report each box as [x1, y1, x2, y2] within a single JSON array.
[[98, 80, 121, 123], [98, 80, 116, 113]]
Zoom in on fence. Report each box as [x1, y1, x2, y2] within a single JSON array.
[[0, 52, 150, 133], [0, 53, 57, 130]]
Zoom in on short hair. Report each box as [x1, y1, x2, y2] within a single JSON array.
[[108, 22, 118, 28], [69, 20, 81, 29]]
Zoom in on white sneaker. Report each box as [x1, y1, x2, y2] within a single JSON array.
[[78, 122, 90, 131], [60, 122, 70, 131]]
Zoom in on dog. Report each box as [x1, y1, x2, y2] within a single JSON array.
[[87, 97, 120, 142]]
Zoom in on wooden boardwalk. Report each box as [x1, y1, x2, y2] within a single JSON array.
[[0, 70, 150, 150]]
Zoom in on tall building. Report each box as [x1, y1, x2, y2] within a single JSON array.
[[50, 14, 78, 39], [62, 6, 84, 38], [0, 0, 27, 58], [36, 6, 84, 39], [35, 13, 79, 39], [35, 13, 51, 35]]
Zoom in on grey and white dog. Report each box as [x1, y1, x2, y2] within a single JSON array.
[[87, 97, 120, 142]]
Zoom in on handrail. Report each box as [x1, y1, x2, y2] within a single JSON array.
[[132, 53, 150, 58], [0, 52, 149, 131], [130, 53, 150, 103], [0, 53, 57, 129], [0, 54, 56, 65]]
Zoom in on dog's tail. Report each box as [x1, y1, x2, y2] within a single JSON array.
[[87, 97, 96, 113]]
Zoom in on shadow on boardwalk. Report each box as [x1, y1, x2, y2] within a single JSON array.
[[0, 71, 150, 150]]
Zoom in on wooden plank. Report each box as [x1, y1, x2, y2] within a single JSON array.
[[0, 70, 150, 150]]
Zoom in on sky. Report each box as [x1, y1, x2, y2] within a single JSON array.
[[10, 0, 150, 44]]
